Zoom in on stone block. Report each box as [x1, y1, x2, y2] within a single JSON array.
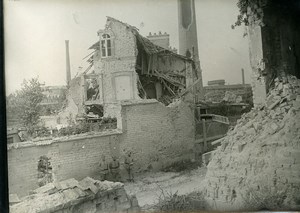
[[270, 123, 279, 134], [245, 128, 256, 136], [293, 100, 300, 110], [287, 93, 297, 101], [238, 144, 246, 153], [116, 201, 131, 210], [128, 206, 141, 213]]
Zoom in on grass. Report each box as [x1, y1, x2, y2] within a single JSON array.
[[162, 159, 201, 173], [153, 185, 207, 212]]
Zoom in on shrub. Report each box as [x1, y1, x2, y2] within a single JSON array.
[[154, 187, 207, 212]]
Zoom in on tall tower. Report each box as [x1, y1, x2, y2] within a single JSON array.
[[65, 40, 71, 87], [178, 0, 203, 99]]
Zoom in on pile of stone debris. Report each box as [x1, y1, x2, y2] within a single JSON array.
[[203, 75, 300, 211], [10, 177, 140, 213]]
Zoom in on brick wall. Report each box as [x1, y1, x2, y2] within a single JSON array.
[[203, 93, 300, 211], [120, 100, 195, 172], [7, 131, 121, 197], [248, 6, 300, 106], [8, 100, 196, 197], [94, 19, 139, 105], [10, 177, 140, 213]]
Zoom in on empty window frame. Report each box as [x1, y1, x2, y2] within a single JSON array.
[[101, 34, 112, 57]]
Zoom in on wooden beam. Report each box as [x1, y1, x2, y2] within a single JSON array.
[[202, 119, 207, 152], [177, 78, 202, 97], [161, 79, 175, 96]]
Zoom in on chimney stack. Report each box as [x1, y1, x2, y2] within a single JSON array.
[[178, 0, 204, 100], [241, 68, 245, 85], [65, 40, 71, 87]]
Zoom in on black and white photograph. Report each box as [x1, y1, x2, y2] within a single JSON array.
[[3, 0, 300, 212]]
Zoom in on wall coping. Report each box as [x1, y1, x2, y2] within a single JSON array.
[[204, 84, 252, 90], [120, 99, 159, 106], [7, 129, 123, 150]]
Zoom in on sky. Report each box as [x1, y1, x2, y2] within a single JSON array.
[[4, 0, 251, 95]]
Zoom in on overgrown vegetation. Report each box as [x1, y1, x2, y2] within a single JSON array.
[[57, 117, 117, 137], [6, 77, 45, 136], [241, 185, 300, 210], [37, 155, 53, 187], [162, 159, 200, 173], [154, 188, 207, 212], [232, 0, 300, 29], [232, 0, 267, 29]]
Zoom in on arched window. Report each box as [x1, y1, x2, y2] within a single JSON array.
[[101, 34, 112, 57]]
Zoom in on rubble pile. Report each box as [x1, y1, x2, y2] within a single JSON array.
[[10, 177, 140, 213], [203, 75, 300, 211]]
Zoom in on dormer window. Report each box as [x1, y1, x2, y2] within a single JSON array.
[[101, 34, 112, 58]]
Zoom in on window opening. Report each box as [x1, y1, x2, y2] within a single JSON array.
[[101, 34, 112, 57]]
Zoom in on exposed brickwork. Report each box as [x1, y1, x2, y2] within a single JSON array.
[[248, 5, 300, 106], [10, 177, 140, 213], [68, 76, 85, 113], [203, 77, 300, 211], [120, 100, 195, 172], [7, 131, 120, 197], [204, 84, 253, 104], [8, 100, 196, 198], [94, 19, 139, 106]]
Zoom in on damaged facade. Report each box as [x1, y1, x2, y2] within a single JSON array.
[[248, 0, 300, 105], [7, 17, 200, 198], [203, 0, 300, 210], [68, 16, 202, 120]]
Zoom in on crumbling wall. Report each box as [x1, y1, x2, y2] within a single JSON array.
[[204, 84, 253, 104], [7, 131, 121, 197], [119, 99, 195, 172], [8, 99, 196, 198], [10, 177, 140, 213], [203, 76, 300, 211], [103, 103, 123, 129], [248, 4, 300, 106], [68, 76, 84, 112], [156, 55, 186, 74], [94, 19, 140, 106]]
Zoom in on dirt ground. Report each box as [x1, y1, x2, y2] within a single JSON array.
[[124, 167, 207, 211]]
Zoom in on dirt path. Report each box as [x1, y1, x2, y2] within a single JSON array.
[[124, 168, 207, 210]]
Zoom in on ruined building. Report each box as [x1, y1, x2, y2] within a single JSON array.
[[7, 17, 202, 197], [248, 0, 300, 105], [68, 16, 202, 119], [203, 0, 300, 210], [146, 31, 177, 53]]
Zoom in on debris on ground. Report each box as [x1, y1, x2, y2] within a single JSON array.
[[204, 75, 300, 211], [10, 177, 140, 213], [154, 190, 207, 212], [124, 168, 207, 210]]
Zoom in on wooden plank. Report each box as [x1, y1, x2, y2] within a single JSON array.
[[211, 137, 224, 146], [202, 119, 207, 152], [195, 134, 226, 144], [141, 53, 147, 75], [211, 115, 229, 125], [161, 79, 175, 96], [83, 64, 93, 74], [178, 78, 202, 97], [147, 54, 152, 75], [199, 114, 229, 125]]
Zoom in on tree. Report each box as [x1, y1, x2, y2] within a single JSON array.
[[232, 0, 299, 30], [20, 78, 44, 134], [7, 77, 45, 135], [231, 0, 267, 29]]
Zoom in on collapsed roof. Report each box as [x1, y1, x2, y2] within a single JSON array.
[[87, 17, 198, 103]]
